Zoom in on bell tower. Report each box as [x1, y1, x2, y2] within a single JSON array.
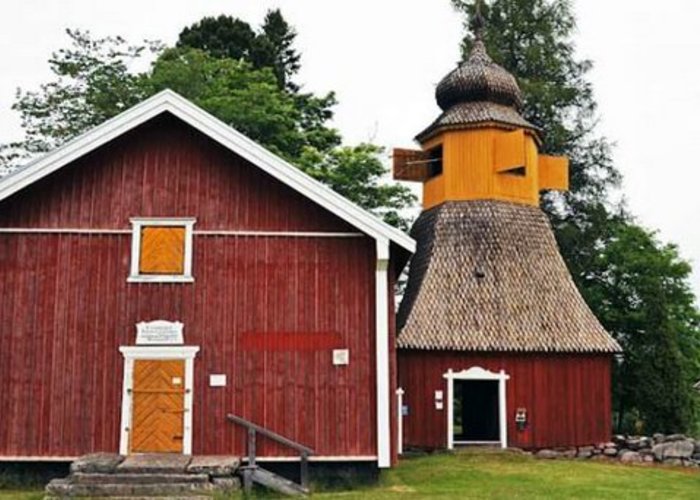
[[394, 4, 621, 453], [393, 10, 568, 209]]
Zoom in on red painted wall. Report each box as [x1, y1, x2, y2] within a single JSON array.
[[398, 351, 612, 449], [0, 114, 387, 459]]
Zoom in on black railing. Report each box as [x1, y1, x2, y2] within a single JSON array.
[[226, 413, 314, 494]]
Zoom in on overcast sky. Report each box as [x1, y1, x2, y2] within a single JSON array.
[[1, 0, 699, 296]]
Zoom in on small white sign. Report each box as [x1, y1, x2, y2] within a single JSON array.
[[435, 390, 444, 400], [172, 377, 182, 386], [209, 374, 227, 387], [435, 401, 444, 410], [332, 349, 350, 366], [136, 320, 184, 345]]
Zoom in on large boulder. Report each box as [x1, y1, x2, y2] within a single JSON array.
[[535, 449, 560, 459], [652, 440, 695, 461], [619, 451, 642, 463], [626, 437, 652, 451], [603, 446, 619, 457], [664, 434, 687, 442]]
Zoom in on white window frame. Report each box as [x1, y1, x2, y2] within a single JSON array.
[[118, 345, 200, 455], [444, 367, 510, 449], [128, 217, 196, 283]]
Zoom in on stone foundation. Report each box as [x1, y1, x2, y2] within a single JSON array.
[[533, 434, 700, 468]]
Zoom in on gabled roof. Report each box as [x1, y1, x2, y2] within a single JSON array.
[[0, 89, 415, 253]]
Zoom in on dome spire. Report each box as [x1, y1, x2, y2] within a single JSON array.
[[474, 0, 486, 41], [415, 0, 537, 142]]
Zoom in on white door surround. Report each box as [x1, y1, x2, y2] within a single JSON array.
[[118, 345, 200, 455], [444, 367, 510, 449]]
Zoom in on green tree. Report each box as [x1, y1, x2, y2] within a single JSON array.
[[177, 9, 301, 91], [452, 0, 700, 433], [298, 144, 417, 231], [5, 29, 154, 156], [146, 47, 332, 159], [177, 15, 257, 61], [588, 220, 700, 433], [1, 24, 415, 228]]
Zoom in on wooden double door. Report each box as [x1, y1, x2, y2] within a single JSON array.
[[130, 359, 186, 453]]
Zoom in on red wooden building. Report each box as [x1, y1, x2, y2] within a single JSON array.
[[393, 23, 621, 450], [0, 90, 415, 469]]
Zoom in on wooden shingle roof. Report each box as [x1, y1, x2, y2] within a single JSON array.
[[397, 200, 621, 353]]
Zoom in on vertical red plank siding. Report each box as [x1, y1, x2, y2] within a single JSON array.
[[398, 351, 613, 449], [0, 114, 383, 459]]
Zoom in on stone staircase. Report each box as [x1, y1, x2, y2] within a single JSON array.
[[45, 453, 241, 498]]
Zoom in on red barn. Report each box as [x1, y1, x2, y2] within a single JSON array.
[[393, 24, 621, 451], [0, 90, 414, 471]]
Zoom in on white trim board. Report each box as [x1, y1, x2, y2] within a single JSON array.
[[375, 238, 391, 468], [0, 454, 379, 463], [243, 455, 379, 463], [444, 367, 510, 450], [0, 90, 415, 254], [0, 227, 364, 238], [118, 345, 200, 455]]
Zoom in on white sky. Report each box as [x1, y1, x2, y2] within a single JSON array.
[[1, 0, 699, 296]]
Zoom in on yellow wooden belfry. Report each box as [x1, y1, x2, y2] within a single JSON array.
[[393, 19, 568, 209]]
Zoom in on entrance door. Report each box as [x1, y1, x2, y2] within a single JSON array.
[[130, 359, 186, 453], [453, 380, 499, 443]]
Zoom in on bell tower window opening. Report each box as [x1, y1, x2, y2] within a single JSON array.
[[427, 145, 443, 179]]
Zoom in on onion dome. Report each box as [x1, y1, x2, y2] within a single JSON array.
[[435, 39, 523, 111], [415, 11, 537, 143]]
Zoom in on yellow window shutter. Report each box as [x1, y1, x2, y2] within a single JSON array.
[[493, 129, 526, 174], [139, 226, 186, 275], [538, 155, 570, 191]]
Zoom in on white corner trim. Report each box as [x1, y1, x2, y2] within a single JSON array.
[[128, 218, 196, 283], [375, 238, 391, 468], [0, 90, 415, 254], [443, 367, 510, 450], [118, 345, 200, 455], [396, 388, 405, 455]]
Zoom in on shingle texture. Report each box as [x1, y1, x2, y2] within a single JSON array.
[[397, 201, 621, 353]]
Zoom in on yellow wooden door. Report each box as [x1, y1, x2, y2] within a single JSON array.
[[130, 360, 186, 453]]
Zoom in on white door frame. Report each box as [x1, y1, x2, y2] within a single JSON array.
[[118, 345, 200, 455], [443, 367, 510, 449]]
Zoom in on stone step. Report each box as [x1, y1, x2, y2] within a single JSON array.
[[70, 472, 211, 485], [250, 466, 309, 496], [46, 478, 215, 497], [116, 454, 192, 474]]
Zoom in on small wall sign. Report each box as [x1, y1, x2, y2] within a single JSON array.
[[332, 349, 350, 366], [209, 374, 227, 387], [136, 320, 184, 345]]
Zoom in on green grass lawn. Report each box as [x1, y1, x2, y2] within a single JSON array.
[[315, 449, 700, 499], [2, 450, 699, 499]]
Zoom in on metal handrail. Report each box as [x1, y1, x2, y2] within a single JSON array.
[[226, 413, 314, 493]]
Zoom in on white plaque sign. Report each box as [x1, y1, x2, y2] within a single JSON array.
[[332, 349, 350, 366], [136, 320, 184, 345]]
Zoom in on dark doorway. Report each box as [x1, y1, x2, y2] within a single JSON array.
[[453, 380, 499, 442]]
